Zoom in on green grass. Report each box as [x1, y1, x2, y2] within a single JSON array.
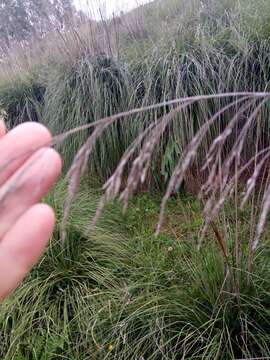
[[1, 183, 270, 359]]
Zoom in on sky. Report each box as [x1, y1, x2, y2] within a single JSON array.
[[73, 0, 151, 19]]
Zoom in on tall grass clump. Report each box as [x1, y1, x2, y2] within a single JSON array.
[[0, 70, 45, 127], [43, 55, 131, 175], [39, 41, 270, 188]]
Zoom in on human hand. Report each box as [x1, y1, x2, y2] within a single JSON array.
[[0, 121, 61, 300]]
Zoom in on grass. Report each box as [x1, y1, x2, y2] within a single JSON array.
[[0, 183, 270, 359]]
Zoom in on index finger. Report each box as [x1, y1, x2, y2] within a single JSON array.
[[0, 122, 52, 186]]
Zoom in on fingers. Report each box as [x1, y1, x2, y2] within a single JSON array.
[[0, 120, 6, 138], [0, 122, 52, 186], [0, 147, 62, 238], [0, 204, 55, 300]]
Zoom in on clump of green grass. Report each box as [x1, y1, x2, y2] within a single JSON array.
[[0, 70, 45, 128], [42, 56, 131, 174]]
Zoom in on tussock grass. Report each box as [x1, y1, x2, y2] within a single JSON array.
[[43, 56, 130, 175], [0, 71, 45, 127]]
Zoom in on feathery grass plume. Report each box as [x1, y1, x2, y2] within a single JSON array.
[[199, 99, 268, 222], [199, 98, 270, 260], [155, 96, 254, 237], [1, 92, 268, 250], [48, 92, 270, 256], [60, 99, 195, 241], [241, 150, 270, 208]]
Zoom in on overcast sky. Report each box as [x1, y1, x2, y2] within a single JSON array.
[[73, 0, 151, 19]]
